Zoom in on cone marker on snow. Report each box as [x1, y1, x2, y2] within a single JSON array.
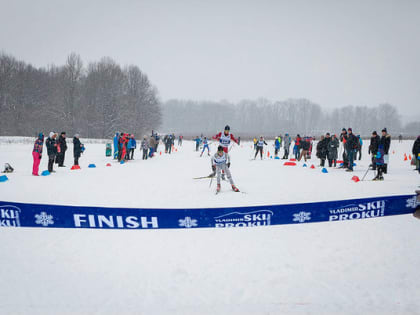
[[106, 163, 111, 167], [352, 176, 360, 183], [71, 165, 81, 170], [0, 175, 8, 182], [310, 164, 315, 169], [322, 168, 328, 173]]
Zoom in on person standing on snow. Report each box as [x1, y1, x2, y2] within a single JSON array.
[[141, 136, 149, 160], [356, 135, 363, 160], [211, 145, 239, 193], [46, 132, 58, 173], [345, 128, 358, 172], [316, 134, 329, 167], [298, 138, 310, 162], [113, 133, 119, 159], [412, 135, 420, 173], [373, 144, 385, 181], [293, 135, 301, 159], [212, 125, 239, 153], [368, 131, 380, 171], [200, 137, 210, 157], [327, 134, 339, 167], [127, 134, 136, 160], [56, 131, 67, 167], [32, 133, 44, 176], [339, 128, 349, 169], [274, 136, 282, 158], [73, 134, 83, 166], [282, 133, 291, 159], [254, 136, 268, 160], [380, 128, 391, 174]]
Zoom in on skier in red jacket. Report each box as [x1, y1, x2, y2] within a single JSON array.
[[212, 125, 238, 153]]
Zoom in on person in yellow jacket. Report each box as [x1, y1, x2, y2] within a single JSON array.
[[253, 137, 257, 150]]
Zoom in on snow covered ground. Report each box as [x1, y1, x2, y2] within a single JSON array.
[[0, 138, 419, 314]]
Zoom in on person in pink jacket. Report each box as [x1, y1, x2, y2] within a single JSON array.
[[32, 133, 44, 176]]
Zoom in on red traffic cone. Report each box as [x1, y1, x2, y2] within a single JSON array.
[[351, 176, 360, 182], [310, 164, 315, 169], [106, 163, 111, 167]]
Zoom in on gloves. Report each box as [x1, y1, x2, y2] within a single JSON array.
[[227, 162, 231, 168], [212, 165, 216, 172]]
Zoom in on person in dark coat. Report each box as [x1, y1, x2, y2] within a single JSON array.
[[339, 128, 348, 168], [327, 134, 339, 167], [380, 128, 391, 174], [56, 131, 67, 167], [73, 134, 83, 166], [46, 132, 58, 172], [345, 128, 358, 172], [368, 131, 380, 170], [412, 135, 420, 173], [316, 135, 329, 167]]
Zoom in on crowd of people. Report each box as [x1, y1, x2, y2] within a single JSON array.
[[32, 131, 84, 176], [29, 125, 418, 181]]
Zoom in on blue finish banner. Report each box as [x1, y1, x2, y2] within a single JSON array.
[[0, 194, 418, 230]]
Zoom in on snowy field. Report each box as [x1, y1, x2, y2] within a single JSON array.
[[0, 138, 419, 314]]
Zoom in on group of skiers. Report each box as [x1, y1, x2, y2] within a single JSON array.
[[32, 131, 84, 176], [113, 133, 137, 162]]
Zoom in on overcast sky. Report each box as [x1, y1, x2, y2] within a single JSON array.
[[1, 0, 419, 120]]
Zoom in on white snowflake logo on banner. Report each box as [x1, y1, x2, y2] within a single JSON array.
[[35, 212, 55, 227], [406, 196, 419, 209], [293, 211, 311, 223], [178, 217, 198, 228]]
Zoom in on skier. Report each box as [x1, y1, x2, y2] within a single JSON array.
[[212, 125, 239, 153], [141, 136, 149, 160], [254, 136, 267, 160], [46, 132, 58, 173], [200, 137, 210, 157], [32, 132, 44, 176], [282, 133, 291, 159], [178, 135, 183, 146], [56, 131, 67, 167], [73, 134, 83, 166], [211, 145, 239, 193], [113, 132, 119, 159]]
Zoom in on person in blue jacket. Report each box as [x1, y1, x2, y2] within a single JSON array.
[[373, 144, 385, 181], [194, 136, 201, 152], [113, 133, 119, 159], [357, 135, 363, 160], [274, 136, 281, 158], [200, 137, 210, 157], [127, 134, 136, 160]]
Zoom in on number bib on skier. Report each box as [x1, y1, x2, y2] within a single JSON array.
[[214, 153, 227, 165], [257, 140, 264, 147], [219, 134, 231, 147]]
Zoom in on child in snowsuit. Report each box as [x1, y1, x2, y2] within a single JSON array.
[[32, 133, 44, 176], [128, 134, 136, 160], [211, 146, 239, 193], [373, 144, 385, 181]]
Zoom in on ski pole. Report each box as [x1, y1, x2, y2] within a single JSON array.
[[209, 175, 213, 187], [361, 165, 372, 181]]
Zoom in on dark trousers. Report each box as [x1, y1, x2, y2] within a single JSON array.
[[56, 152, 65, 166], [142, 149, 148, 160], [357, 149, 362, 160], [48, 156, 55, 172], [320, 158, 325, 167], [328, 159, 336, 167], [282, 147, 289, 159], [74, 156, 79, 166], [347, 150, 355, 171], [129, 148, 134, 160], [255, 147, 263, 159]]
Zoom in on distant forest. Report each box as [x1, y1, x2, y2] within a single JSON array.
[[162, 99, 419, 138], [1, 52, 418, 139], [0, 52, 161, 138]]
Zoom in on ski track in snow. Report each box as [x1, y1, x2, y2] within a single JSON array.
[[0, 139, 419, 314]]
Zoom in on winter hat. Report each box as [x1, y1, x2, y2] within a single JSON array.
[[217, 145, 224, 152], [348, 128, 352, 132], [49, 132, 54, 138], [382, 128, 387, 133], [61, 131, 66, 135], [38, 132, 44, 139], [74, 133, 80, 138], [342, 128, 346, 131], [372, 131, 377, 135]]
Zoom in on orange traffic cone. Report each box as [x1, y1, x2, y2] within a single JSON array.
[[404, 155, 408, 161], [267, 151, 270, 158], [409, 155, 412, 160]]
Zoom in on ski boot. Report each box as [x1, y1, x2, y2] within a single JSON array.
[[216, 184, 221, 193], [232, 185, 239, 192]]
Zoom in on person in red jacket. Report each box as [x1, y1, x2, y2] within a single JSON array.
[[212, 125, 238, 153]]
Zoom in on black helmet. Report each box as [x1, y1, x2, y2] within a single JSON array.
[[224, 125, 230, 131], [217, 145, 224, 152]]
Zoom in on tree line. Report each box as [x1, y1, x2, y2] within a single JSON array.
[[162, 98, 418, 138], [0, 52, 161, 138]]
